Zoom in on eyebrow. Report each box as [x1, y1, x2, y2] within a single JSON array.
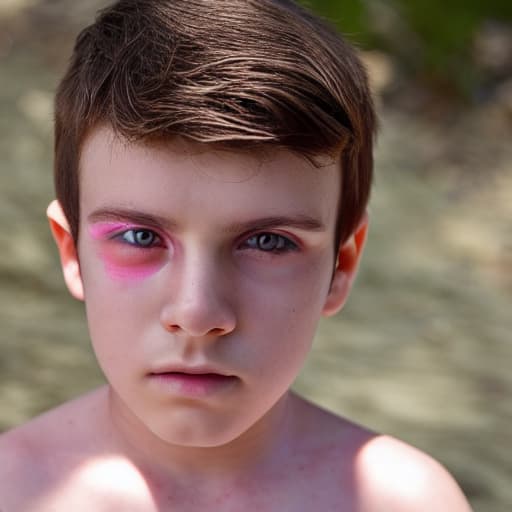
[[224, 216, 326, 233], [87, 208, 177, 231], [87, 207, 326, 233]]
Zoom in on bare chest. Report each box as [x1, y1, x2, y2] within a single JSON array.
[[6, 464, 355, 512]]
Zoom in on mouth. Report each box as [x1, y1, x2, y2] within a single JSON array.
[[147, 369, 239, 398]]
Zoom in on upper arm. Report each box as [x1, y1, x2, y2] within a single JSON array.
[[355, 435, 473, 512]]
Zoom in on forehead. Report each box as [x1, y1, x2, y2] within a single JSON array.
[[78, 126, 341, 228]]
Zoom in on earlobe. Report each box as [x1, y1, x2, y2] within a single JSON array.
[[322, 213, 369, 317], [47, 200, 84, 301]]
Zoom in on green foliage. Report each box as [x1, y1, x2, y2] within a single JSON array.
[[299, 0, 371, 44], [389, 0, 512, 95], [300, 0, 512, 98]]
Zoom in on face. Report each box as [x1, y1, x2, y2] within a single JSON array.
[[53, 126, 359, 448]]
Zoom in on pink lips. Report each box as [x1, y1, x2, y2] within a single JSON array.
[[148, 371, 238, 398]]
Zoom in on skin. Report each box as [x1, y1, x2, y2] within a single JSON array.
[[0, 126, 472, 511]]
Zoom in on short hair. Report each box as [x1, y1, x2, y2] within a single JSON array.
[[54, 0, 376, 245]]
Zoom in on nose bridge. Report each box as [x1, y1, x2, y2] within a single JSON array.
[[181, 247, 224, 308], [161, 243, 236, 337]]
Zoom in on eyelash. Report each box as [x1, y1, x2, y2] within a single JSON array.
[[114, 228, 298, 254]]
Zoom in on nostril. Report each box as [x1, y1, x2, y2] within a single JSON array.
[[163, 324, 228, 336], [163, 324, 181, 333], [210, 327, 228, 336]]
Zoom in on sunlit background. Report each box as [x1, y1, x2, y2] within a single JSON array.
[[0, 1, 510, 510]]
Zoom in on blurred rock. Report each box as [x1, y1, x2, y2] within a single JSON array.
[[0, 0, 36, 19], [496, 78, 512, 116], [474, 20, 512, 77], [361, 50, 395, 102], [17, 89, 53, 131]]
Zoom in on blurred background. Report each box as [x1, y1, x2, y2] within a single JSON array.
[[0, 1, 510, 510]]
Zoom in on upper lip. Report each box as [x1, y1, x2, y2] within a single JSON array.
[[149, 364, 234, 377]]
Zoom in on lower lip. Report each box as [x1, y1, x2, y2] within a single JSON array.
[[148, 372, 238, 398]]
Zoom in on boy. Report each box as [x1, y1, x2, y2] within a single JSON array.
[[0, 1, 472, 510]]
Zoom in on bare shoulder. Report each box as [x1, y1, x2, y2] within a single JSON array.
[[0, 387, 108, 510], [355, 434, 473, 512], [0, 386, 106, 453], [289, 395, 472, 511]]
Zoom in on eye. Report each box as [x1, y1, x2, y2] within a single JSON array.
[[119, 229, 161, 248], [245, 233, 297, 253]]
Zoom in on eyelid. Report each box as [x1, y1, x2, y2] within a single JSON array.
[[89, 221, 166, 239]]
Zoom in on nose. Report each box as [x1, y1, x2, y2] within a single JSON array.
[[159, 252, 237, 339]]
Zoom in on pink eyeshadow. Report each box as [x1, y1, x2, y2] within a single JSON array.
[[88, 222, 132, 239]]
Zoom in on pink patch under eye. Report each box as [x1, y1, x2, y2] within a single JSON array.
[[99, 243, 167, 281], [88, 223, 167, 281]]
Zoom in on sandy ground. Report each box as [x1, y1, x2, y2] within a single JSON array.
[[0, 3, 511, 511]]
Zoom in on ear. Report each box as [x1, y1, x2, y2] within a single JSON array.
[[322, 212, 369, 317], [47, 200, 84, 301]]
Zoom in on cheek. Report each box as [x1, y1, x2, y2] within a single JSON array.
[[84, 295, 145, 383], [98, 245, 167, 282], [247, 256, 332, 313], [242, 262, 330, 356]]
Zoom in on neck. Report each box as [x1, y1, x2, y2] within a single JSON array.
[[105, 387, 295, 483]]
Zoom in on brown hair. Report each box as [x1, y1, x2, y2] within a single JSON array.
[[55, 0, 376, 245]]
